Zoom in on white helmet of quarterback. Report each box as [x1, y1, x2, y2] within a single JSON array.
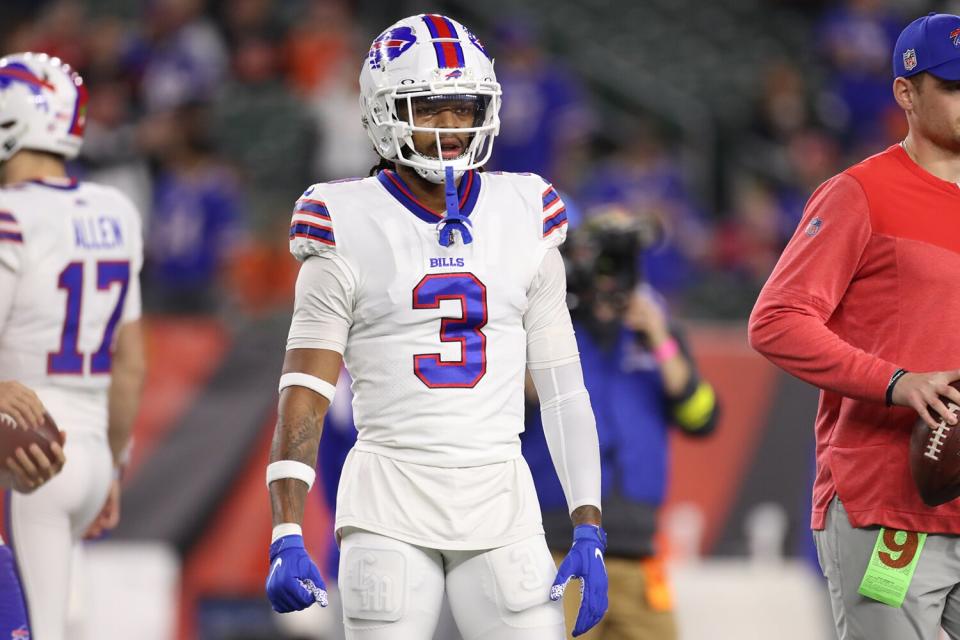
[[0, 52, 88, 163], [359, 14, 501, 183]]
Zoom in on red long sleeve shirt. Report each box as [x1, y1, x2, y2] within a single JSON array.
[[750, 144, 960, 533]]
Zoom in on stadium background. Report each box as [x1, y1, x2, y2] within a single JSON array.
[[0, 0, 945, 638]]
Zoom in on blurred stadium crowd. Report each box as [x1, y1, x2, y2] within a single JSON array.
[[0, 0, 948, 319]]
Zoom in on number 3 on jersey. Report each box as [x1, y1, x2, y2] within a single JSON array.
[[412, 273, 487, 388], [48, 260, 130, 375]]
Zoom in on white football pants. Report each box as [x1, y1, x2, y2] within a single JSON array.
[[338, 528, 566, 640], [3, 431, 111, 640]]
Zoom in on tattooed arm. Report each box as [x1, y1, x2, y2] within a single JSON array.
[[269, 348, 344, 527]]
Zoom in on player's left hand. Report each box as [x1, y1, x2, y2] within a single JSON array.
[[84, 478, 120, 539], [550, 524, 608, 637], [266, 534, 328, 613]]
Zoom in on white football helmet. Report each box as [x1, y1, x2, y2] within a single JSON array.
[[359, 14, 501, 183], [0, 52, 88, 162]]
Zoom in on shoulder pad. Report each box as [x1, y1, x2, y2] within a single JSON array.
[[289, 185, 336, 262], [539, 178, 568, 248]]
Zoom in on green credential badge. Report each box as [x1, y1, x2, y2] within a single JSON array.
[[858, 528, 927, 608]]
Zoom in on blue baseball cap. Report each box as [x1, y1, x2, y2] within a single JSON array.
[[894, 13, 960, 80]]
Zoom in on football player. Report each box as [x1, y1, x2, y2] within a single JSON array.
[[265, 14, 608, 639], [0, 53, 145, 640]]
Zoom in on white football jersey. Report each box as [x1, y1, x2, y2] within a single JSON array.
[[0, 178, 143, 435], [286, 169, 577, 548], [288, 169, 571, 467]]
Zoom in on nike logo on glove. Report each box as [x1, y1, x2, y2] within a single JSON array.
[[268, 557, 282, 583], [595, 548, 605, 566]]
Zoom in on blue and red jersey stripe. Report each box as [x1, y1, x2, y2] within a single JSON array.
[[294, 199, 331, 220], [542, 184, 566, 236], [543, 207, 567, 237], [422, 15, 465, 69], [542, 186, 560, 209], [290, 221, 335, 246]]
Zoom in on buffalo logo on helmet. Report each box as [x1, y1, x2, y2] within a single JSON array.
[[444, 69, 463, 79], [0, 62, 51, 100], [368, 26, 417, 70], [464, 27, 491, 60], [903, 48, 918, 71]]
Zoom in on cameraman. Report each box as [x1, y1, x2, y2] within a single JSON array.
[[523, 210, 719, 639]]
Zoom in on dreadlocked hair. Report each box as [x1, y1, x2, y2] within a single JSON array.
[[369, 157, 394, 176]]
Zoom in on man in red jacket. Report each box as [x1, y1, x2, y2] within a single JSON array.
[[749, 13, 960, 640]]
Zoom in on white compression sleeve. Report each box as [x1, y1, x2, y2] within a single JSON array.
[[525, 248, 580, 369], [530, 361, 602, 515]]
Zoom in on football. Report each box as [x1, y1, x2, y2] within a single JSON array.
[[910, 394, 960, 507], [0, 412, 61, 471]]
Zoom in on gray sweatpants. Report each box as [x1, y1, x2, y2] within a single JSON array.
[[814, 496, 960, 640]]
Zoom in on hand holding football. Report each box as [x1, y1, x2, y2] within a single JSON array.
[[910, 395, 960, 507], [0, 412, 64, 491]]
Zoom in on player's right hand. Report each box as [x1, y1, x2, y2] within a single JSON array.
[[265, 534, 328, 613], [891, 370, 960, 429], [0, 381, 46, 429], [5, 432, 66, 494]]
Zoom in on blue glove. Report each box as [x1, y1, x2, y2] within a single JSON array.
[[265, 534, 328, 613], [550, 524, 608, 637]]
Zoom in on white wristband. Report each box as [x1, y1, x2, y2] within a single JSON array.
[[279, 372, 336, 403], [271, 523, 303, 543], [266, 460, 316, 491]]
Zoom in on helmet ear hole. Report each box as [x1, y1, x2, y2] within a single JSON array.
[[0, 120, 17, 129]]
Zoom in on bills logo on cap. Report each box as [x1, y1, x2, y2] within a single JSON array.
[[904, 48, 918, 71], [368, 26, 417, 70], [951, 27, 960, 47]]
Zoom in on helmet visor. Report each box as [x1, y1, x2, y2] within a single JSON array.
[[397, 93, 490, 128]]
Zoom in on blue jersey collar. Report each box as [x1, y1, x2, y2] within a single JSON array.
[[377, 169, 481, 223], [25, 177, 78, 191]]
